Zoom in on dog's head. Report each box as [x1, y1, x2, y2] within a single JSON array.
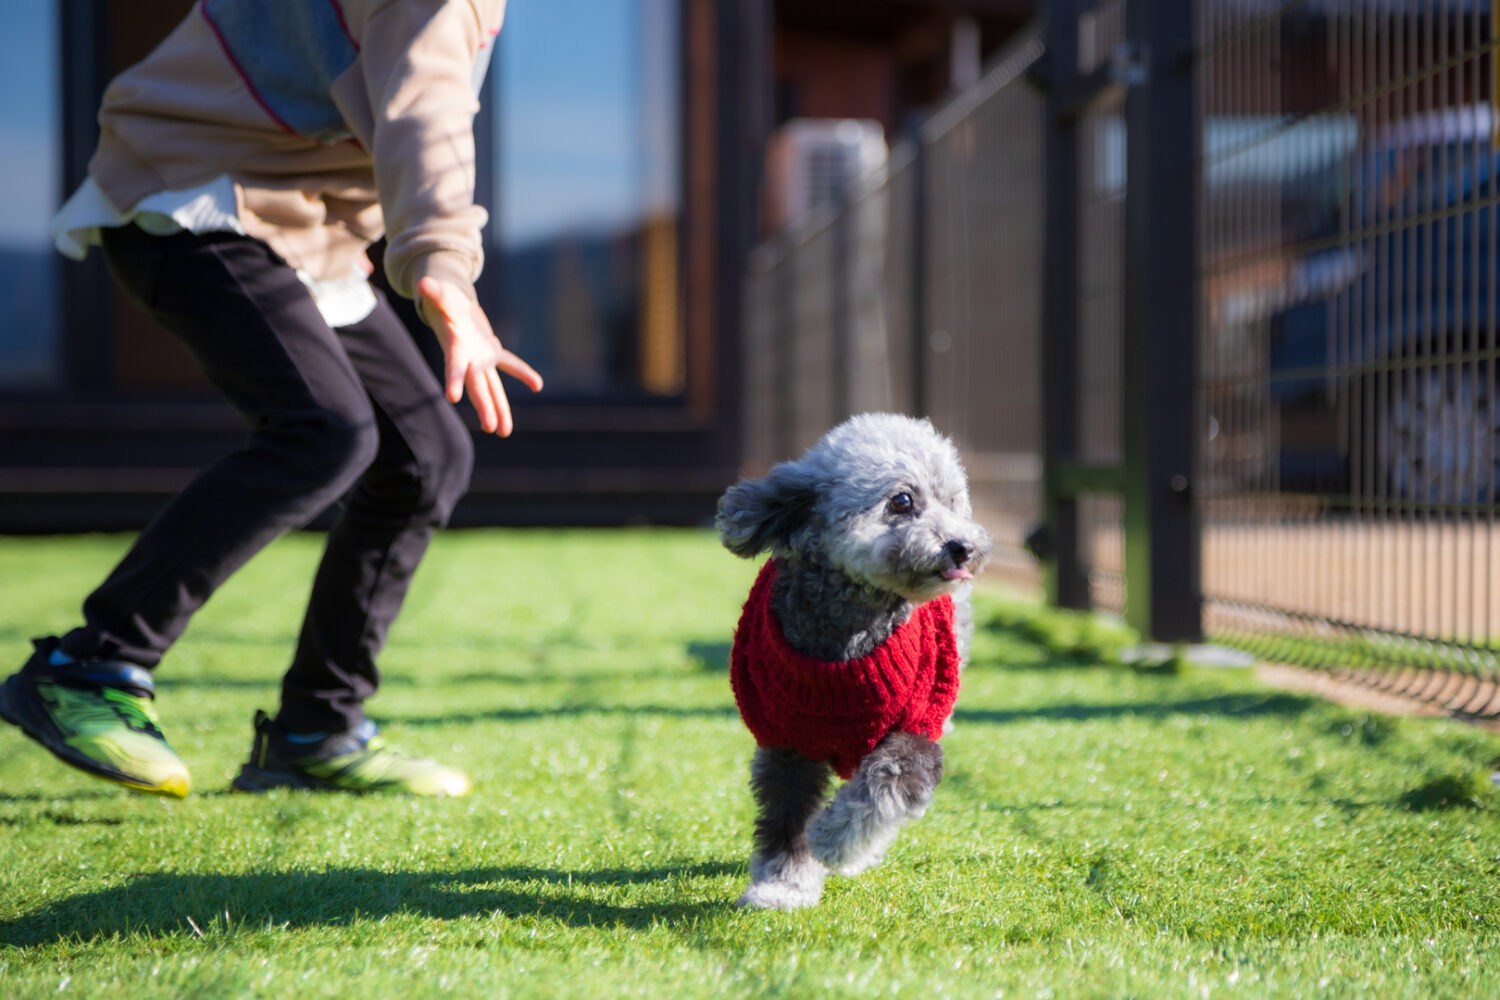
[[717, 413, 991, 602]]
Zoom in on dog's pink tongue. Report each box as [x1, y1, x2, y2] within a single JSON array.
[[941, 567, 973, 581]]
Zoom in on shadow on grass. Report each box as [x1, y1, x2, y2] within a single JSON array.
[[0, 788, 134, 803], [149, 653, 734, 694], [0, 809, 124, 826], [0, 861, 743, 946], [397, 667, 721, 688], [387, 703, 739, 726], [385, 690, 1314, 730], [152, 674, 416, 691], [952, 691, 1317, 727], [944, 771, 1382, 816]]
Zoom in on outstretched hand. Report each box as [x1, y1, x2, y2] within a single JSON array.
[[416, 276, 543, 437]]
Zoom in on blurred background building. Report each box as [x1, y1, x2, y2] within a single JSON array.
[[0, 0, 1034, 531], [8, 1, 1500, 711]]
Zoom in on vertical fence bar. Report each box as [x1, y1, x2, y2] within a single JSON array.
[[780, 239, 804, 464], [1122, 0, 1203, 641], [1041, 0, 1090, 610], [906, 117, 930, 420], [831, 180, 853, 423]]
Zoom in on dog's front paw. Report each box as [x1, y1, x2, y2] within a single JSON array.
[[737, 879, 822, 910], [738, 852, 825, 909]]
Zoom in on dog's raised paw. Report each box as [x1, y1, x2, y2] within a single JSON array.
[[865, 767, 935, 822], [806, 803, 855, 868], [808, 806, 901, 876], [809, 830, 899, 876], [811, 843, 889, 877]]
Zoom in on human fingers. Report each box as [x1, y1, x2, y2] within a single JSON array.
[[466, 363, 499, 434], [493, 348, 544, 394], [444, 340, 469, 404], [485, 366, 514, 437], [419, 279, 467, 403]]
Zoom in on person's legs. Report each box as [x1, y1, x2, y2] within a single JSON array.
[[276, 292, 474, 734], [62, 226, 381, 666], [3, 225, 381, 795], [230, 292, 476, 796]]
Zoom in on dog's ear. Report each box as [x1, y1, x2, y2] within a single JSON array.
[[716, 460, 820, 558]]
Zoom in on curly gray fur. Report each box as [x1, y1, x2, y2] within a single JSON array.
[[808, 731, 944, 875], [716, 413, 992, 909], [769, 554, 913, 661], [718, 413, 991, 660], [738, 747, 833, 909]]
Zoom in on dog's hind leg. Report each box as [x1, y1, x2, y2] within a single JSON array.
[[738, 747, 833, 910], [807, 731, 943, 876]]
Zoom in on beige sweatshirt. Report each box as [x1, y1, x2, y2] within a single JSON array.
[[87, 0, 506, 302]]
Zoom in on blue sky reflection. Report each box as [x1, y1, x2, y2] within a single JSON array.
[[494, 0, 679, 249]]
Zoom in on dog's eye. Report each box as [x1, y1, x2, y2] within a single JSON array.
[[887, 492, 915, 515]]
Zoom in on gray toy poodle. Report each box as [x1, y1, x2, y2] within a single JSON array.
[[716, 412, 991, 909]]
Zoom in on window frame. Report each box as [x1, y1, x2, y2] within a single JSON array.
[[473, 0, 707, 423]]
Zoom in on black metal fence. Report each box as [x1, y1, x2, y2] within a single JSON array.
[[1195, 0, 1500, 714], [742, 0, 1500, 718], [743, 30, 1048, 591]]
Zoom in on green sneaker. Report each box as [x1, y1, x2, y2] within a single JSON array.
[[0, 638, 191, 798], [231, 710, 471, 797]]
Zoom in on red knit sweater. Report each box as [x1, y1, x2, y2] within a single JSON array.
[[730, 560, 961, 779]]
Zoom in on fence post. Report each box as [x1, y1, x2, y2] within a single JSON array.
[[1122, 0, 1203, 641], [774, 240, 796, 463], [905, 116, 929, 419], [1040, 0, 1090, 610], [831, 180, 852, 422]]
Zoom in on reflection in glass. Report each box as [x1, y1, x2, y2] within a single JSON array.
[[0, 1, 60, 388], [492, 0, 682, 398]]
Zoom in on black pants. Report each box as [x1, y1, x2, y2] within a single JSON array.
[[59, 225, 474, 733]]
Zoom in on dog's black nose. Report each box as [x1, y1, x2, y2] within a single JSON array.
[[945, 540, 972, 566]]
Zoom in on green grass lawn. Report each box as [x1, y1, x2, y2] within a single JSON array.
[[1, 529, 1498, 999]]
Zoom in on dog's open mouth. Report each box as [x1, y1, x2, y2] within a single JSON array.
[[938, 567, 972, 581]]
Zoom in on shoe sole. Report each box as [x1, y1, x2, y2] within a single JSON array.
[[0, 673, 190, 798], [231, 764, 335, 793], [231, 763, 467, 797]]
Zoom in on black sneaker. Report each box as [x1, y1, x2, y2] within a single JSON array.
[[231, 710, 470, 796], [0, 637, 191, 797]]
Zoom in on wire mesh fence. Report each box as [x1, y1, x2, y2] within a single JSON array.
[[1074, 0, 1129, 614], [742, 0, 1500, 717], [743, 31, 1047, 592], [1197, 0, 1500, 713]]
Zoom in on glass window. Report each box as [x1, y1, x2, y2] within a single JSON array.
[[489, 0, 683, 399], [0, 1, 60, 389]]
